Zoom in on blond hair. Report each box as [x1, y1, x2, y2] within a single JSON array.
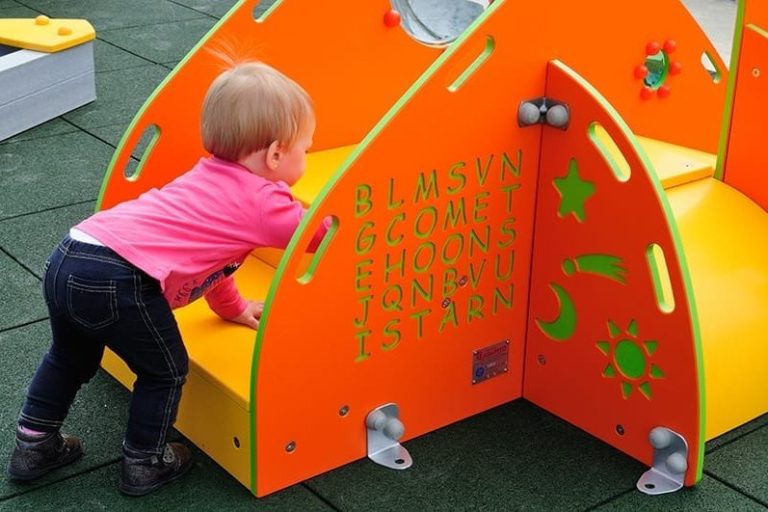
[[201, 62, 314, 162]]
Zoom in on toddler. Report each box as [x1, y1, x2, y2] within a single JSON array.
[[7, 62, 328, 496]]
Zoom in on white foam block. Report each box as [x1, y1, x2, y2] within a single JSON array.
[[0, 41, 95, 141]]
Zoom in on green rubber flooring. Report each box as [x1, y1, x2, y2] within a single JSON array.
[[1, 0, 765, 510]]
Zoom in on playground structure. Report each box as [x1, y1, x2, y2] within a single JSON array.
[[0, 16, 95, 141], [95, 0, 768, 498]]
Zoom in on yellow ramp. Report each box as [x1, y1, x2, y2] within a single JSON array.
[[667, 178, 768, 440]]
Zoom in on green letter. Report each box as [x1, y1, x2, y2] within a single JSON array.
[[500, 150, 522, 181], [355, 221, 376, 255], [382, 284, 403, 312], [410, 309, 430, 338], [355, 259, 373, 293], [355, 329, 372, 363], [353, 294, 373, 327], [501, 184, 521, 214], [382, 319, 402, 351], [473, 191, 491, 223], [385, 212, 406, 246], [414, 170, 439, 202], [440, 233, 464, 265], [492, 284, 514, 314], [497, 217, 516, 248], [414, 206, 438, 239], [439, 302, 459, 332], [355, 184, 373, 217], [384, 249, 406, 282], [387, 178, 404, 209], [447, 162, 467, 194], [444, 197, 467, 229], [468, 295, 485, 322], [413, 242, 436, 273]]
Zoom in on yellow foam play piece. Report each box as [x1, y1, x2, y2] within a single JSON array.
[[174, 256, 276, 407], [252, 144, 356, 268], [667, 177, 768, 439], [637, 136, 716, 189], [592, 127, 715, 189], [291, 144, 356, 205], [101, 251, 276, 487], [0, 16, 95, 52]]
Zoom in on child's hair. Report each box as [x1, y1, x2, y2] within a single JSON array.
[[201, 62, 314, 162]]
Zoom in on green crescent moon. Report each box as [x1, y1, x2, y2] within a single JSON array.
[[536, 283, 577, 341]]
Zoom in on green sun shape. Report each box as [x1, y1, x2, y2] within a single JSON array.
[[553, 158, 596, 222], [596, 319, 665, 400]]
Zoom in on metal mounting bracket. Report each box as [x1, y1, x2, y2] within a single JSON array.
[[518, 96, 570, 129], [637, 427, 689, 495], [366, 403, 412, 470]]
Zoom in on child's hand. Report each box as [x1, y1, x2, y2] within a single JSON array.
[[230, 300, 265, 330]]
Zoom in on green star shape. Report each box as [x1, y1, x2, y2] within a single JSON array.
[[553, 159, 596, 222]]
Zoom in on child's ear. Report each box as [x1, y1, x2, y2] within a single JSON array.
[[265, 140, 282, 171]]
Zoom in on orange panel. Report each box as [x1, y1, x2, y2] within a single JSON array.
[[252, 10, 539, 497], [722, 0, 768, 207], [97, 0, 440, 210], [524, 61, 703, 486]]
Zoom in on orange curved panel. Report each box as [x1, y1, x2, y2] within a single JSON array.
[[524, 61, 703, 486], [721, 1, 768, 207], [97, 0, 440, 210]]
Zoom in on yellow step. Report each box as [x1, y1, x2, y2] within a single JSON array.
[[0, 16, 95, 52], [667, 177, 768, 439], [637, 136, 716, 189]]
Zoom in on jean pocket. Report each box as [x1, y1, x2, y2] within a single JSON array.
[[66, 275, 119, 329]]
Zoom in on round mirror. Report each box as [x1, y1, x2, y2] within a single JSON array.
[[390, 0, 490, 46]]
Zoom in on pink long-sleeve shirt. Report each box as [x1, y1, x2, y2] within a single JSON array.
[[77, 157, 328, 319]]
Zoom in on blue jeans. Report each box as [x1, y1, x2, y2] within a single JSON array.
[[19, 236, 189, 456]]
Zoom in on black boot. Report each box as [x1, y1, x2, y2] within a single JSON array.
[[7, 430, 84, 481], [119, 443, 193, 496]]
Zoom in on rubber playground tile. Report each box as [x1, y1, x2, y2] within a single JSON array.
[[0, 254, 46, 330], [0, 131, 113, 220], [99, 17, 217, 65], [93, 39, 154, 73], [0, 1, 23, 10], [0, 202, 95, 278], [704, 425, 768, 504], [0, 458, 335, 512], [0, 119, 79, 146], [307, 400, 645, 512], [89, 123, 164, 170], [592, 476, 766, 512], [169, 0, 238, 19], [17, 0, 207, 31], [62, 64, 170, 131], [0, 322, 131, 499], [0, 4, 39, 16]]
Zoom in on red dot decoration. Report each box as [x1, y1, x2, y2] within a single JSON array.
[[657, 85, 672, 98], [383, 10, 401, 28], [669, 61, 683, 75], [640, 87, 655, 100], [646, 41, 662, 56], [634, 65, 649, 79], [663, 39, 677, 54]]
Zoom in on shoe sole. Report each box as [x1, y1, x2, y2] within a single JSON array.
[[118, 458, 193, 497], [7, 448, 84, 482]]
